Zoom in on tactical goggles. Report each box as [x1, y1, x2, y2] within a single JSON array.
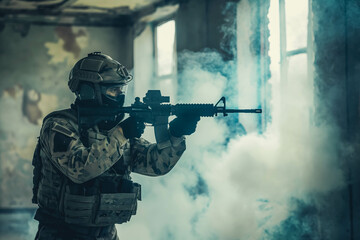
[[101, 84, 127, 98]]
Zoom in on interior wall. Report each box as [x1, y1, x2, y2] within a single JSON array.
[[313, 0, 360, 239], [0, 23, 134, 238], [175, 0, 207, 54], [176, 0, 238, 60]]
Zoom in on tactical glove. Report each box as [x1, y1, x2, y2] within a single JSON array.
[[119, 116, 145, 139], [169, 116, 200, 137]]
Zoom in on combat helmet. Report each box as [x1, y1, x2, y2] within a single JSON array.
[[69, 52, 132, 106]]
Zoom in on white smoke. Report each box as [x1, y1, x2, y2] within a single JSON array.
[[118, 71, 345, 239], [117, 1, 347, 240]]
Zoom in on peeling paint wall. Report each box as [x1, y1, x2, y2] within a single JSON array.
[[0, 23, 134, 209]]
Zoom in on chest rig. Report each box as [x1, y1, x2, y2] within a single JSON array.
[[33, 109, 141, 226]]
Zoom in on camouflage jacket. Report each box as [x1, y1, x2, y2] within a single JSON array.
[[34, 110, 186, 226], [40, 114, 186, 184]]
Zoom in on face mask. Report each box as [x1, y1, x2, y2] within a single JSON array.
[[75, 83, 127, 131], [101, 84, 127, 107]]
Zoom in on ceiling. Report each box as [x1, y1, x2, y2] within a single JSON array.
[[0, 0, 180, 27]]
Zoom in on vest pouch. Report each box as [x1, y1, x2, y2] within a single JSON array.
[[64, 192, 97, 225], [133, 183, 141, 201], [95, 193, 137, 225]]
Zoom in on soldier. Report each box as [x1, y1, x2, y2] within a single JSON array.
[[32, 52, 199, 239]]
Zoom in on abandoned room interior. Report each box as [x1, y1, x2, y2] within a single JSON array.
[[0, 0, 359, 239]]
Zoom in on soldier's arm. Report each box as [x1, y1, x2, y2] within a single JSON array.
[[127, 134, 186, 176], [41, 117, 127, 184]]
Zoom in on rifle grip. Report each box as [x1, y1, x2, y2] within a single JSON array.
[[154, 116, 171, 149]]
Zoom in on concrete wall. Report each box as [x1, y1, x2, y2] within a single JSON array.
[[176, 0, 237, 61], [313, 0, 360, 239]]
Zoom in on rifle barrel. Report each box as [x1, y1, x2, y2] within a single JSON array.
[[224, 109, 262, 113]]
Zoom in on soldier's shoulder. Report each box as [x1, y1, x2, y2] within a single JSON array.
[[41, 109, 78, 135], [43, 108, 77, 123]]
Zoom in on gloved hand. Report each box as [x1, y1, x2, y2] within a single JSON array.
[[169, 116, 200, 137], [119, 116, 145, 139]]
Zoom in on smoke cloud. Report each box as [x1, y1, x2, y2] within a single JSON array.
[[117, 1, 347, 240], [120, 48, 345, 239]]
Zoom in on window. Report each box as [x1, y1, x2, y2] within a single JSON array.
[[268, 0, 313, 128], [154, 20, 177, 100]]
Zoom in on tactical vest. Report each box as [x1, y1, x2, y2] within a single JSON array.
[[32, 109, 141, 226]]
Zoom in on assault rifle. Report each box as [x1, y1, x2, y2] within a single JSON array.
[[78, 90, 262, 142]]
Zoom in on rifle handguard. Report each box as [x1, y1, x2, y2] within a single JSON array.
[[172, 104, 215, 117]]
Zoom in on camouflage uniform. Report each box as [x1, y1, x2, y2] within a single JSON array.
[[33, 109, 186, 240]]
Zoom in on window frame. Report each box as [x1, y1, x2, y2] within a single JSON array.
[[279, 0, 311, 80]]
